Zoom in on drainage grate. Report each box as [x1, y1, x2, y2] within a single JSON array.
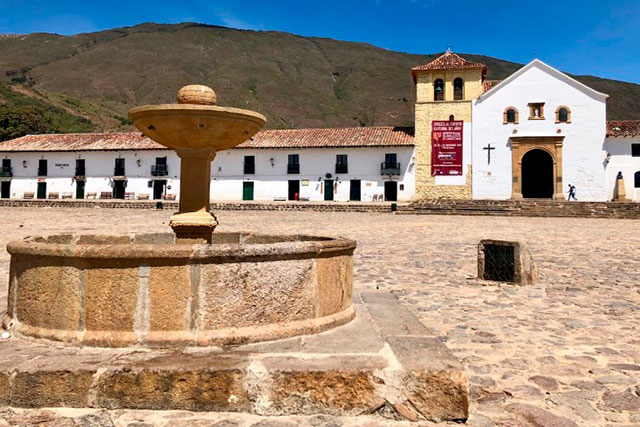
[[483, 244, 515, 282]]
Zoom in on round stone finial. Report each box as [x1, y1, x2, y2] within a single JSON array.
[[176, 85, 217, 105]]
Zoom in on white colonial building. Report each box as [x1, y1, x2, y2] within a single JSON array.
[[0, 127, 416, 202], [0, 52, 638, 202], [471, 59, 640, 201], [471, 59, 609, 201]]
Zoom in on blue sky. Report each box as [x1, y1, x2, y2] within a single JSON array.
[[0, 0, 638, 83]]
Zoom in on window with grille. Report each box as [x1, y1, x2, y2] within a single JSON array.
[[482, 243, 515, 282]]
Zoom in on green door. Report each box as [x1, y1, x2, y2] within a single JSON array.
[[76, 181, 85, 199], [37, 182, 46, 199], [243, 182, 254, 201], [324, 180, 334, 201]]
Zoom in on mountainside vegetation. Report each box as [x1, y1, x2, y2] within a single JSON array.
[[0, 22, 638, 142]]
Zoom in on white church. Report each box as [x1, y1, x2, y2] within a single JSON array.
[[0, 51, 638, 202]]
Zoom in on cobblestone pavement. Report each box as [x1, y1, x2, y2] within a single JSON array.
[[0, 207, 639, 426]]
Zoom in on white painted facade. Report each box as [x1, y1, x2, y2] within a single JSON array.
[[472, 60, 611, 201], [604, 136, 640, 201], [0, 146, 415, 202]]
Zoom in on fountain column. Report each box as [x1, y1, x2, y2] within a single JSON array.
[[127, 84, 266, 243], [171, 148, 218, 243]]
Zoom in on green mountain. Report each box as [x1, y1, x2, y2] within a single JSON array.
[[0, 22, 638, 141]]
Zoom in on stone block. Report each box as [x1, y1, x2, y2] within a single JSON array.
[[76, 234, 131, 245], [316, 255, 353, 317], [13, 256, 82, 332], [0, 372, 9, 405], [95, 369, 248, 411], [361, 291, 430, 337], [132, 233, 175, 245], [402, 370, 469, 422], [84, 265, 139, 332], [477, 239, 538, 285], [198, 259, 316, 330], [266, 369, 385, 416], [387, 336, 468, 422], [148, 264, 192, 332], [11, 370, 93, 407]]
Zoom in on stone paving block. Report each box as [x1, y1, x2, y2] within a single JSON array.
[[0, 372, 9, 405], [95, 369, 248, 412], [361, 291, 430, 336], [11, 370, 94, 408], [387, 336, 464, 371], [266, 370, 385, 416], [387, 336, 468, 422], [243, 303, 384, 355]]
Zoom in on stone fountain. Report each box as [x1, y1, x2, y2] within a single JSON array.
[[2, 85, 356, 347], [0, 85, 468, 422]]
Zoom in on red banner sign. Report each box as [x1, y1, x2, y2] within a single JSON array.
[[431, 120, 463, 176]]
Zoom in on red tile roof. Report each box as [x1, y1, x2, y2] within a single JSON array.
[[242, 126, 414, 149], [412, 51, 488, 74], [0, 132, 162, 152], [607, 121, 640, 138], [482, 79, 503, 93], [0, 126, 415, 152]]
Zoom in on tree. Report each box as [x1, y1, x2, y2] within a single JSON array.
[[0, 105, 54, 141]]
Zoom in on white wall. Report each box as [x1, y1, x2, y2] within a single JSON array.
[[472, 62, 608, 201], [0, 150, 180, 199], [0, 146, 415, 202], [604, 136, 640, 201], [211, 147, 415, 201]]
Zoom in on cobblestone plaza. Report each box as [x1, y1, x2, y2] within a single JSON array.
[[0, 207, 638, 426]]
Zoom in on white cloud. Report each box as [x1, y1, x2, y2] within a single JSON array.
[[215, 12, 260, 31]]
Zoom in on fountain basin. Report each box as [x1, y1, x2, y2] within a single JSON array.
[[128, 104, 266, 151], [4, 232, 355, 347]]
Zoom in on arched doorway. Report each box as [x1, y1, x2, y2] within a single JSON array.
[[521, 149, 554, 198]]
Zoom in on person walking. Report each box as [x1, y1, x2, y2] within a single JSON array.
[[567, 184, 577, 201]]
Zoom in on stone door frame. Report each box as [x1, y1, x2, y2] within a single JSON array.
[[511, 136, 564, 200]]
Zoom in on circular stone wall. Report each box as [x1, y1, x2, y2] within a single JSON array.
[[3, 232, 356, 347]]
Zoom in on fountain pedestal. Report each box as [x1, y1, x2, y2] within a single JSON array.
[[171, 148, 218, 243]]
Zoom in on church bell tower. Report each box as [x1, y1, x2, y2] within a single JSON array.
[[411, 50, 486, 199]]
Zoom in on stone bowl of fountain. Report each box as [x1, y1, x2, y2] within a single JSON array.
[[2, 85, 356, 347]]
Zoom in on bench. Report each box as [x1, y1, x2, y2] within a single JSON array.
[[48, 192, 59, 199], [61, 193, 73, 199], [124, 192, 136, 200], [23, 192, 34, 199], [137, 194, 150, 200], [86, 192, 97, 199], [100, 192, 112, 199], [273, 197, 287, 201], [163, 194, 176, 201]]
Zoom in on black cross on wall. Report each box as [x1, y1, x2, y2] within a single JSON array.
[[483, 144, 495, 165]]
